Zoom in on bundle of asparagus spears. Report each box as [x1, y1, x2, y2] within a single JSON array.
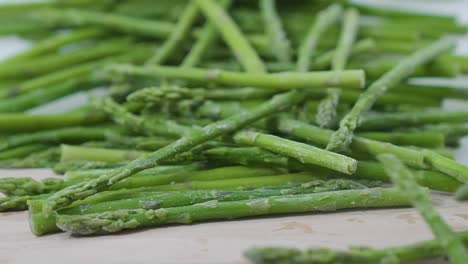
[[1, 0, 468, 263]]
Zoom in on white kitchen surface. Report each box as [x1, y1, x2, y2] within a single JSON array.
[[0, 1, 468, 264]]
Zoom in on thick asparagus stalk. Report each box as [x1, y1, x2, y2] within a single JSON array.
[[43, 90, 310, 213], [378, 154, 468, 264], [109, 64, 366, 90], [55, 187, 410, 235], [30, 179, 368, 235], [327, 37, 456, 152], [1, 194, 49, 212], [245, 231, 468, 264], [195, 0, 266, 73], [297, 4, 342, 72], [233, 131, 357, 175], [260, 0, 292, 63]]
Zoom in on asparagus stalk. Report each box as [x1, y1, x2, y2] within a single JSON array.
[[195, 0, 266, 73], [327, 37, 456, 152], [233, 131, 357, 175], [0, 28, 104, 64], [30, 179, 368, 235], [378, 154, 468, 264], [260, 0, 292, 63], [60, 144, 147, 163], [181, 0, 231, 67], [55, 187, 410, 235], [0, 126, 125, 152], [0, 177, 64, 196], [276, 117, 468, 182], [360, 110, 468, 131], [315, 88, 341, 128], [297, 4, 342, 72], [147, 2, 199, 65], [0, 147, 60, 169], [35, 8, 173, 39], [0, 144, 49, 160], [1, 194, 49, 212], [331, 8, 359, 71], [356, 131, 445, 148], [245, 231, 468, 264], [313, 38, 376, 70], [104, 132, 173, 151], [42, 90, 310, 213], [109, 64, 366, 90]]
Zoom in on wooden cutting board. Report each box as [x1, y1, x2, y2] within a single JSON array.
[[0, 169, 467, 264]]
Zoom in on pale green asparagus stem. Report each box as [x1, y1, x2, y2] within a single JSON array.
[[331, 8, 359, 71], [315, 88, 341, 128], [297, 4, 342, 72], [327, 37, 456, 152], [378, 154, 468, 264]]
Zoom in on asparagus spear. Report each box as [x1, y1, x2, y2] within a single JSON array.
[[245, 231, 468, 264], [331, 8, 359, 71], [35, 8, 173, 39], [42, 90, 311, 213], [0, 177, 64, 196], [260, 0, 292, 63], [378, 154, 468, 264], [181, 0, 231, 67], [313, 38, 376, 70], [146, 2, 199, 65], [233, 131, 357, 175], [109, 64, 366, 90], [0, 126, 125, 152], [0, 144, 49, 160], [297, 4, 342, 72], [327, 37, 456, 152], [195, 0, 266, 73], [30, 179, 368, 236], [315, 88, 341, 128], [55, 187, 409, 235], [60, 144, 147, 163]]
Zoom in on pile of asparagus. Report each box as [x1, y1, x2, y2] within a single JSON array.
[[1, 0, 468, 263]]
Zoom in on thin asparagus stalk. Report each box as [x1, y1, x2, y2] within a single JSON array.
[[356, 131, 445, 148], [245, 231, 468, 264], [0, 144, 49, 160], [195, 0, 266, 73], [331, 8, 359, 71], [233, 131, 357, 175], [0, 110, 105, 133], [60, 144, 147, 163], [360, 110, 468, 131], [0, 38, 132, 79], [0, 177, 64, 196], [327, 37, 456, 152], [313, 38, 376, 70], [146, 2, 199, 65], [455, 184, 468, 201], [104, 132, 173, 151], [0, 28, 104, 64], [30, 179, 368, 236], [181, 0, 231, 67], [0, 147, 60, 169], [35, 8, 173, 39], [297, 4, 342, 72], [276, 117, 468, 182], [378, 154, 468, 264], [260, 0, 292, 63], [42, 90, 310, 213], [55, 187, 410, 235], [0, 126, 125, 152], [315, 88, 341, 128], [109, 64, 366, 90]]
